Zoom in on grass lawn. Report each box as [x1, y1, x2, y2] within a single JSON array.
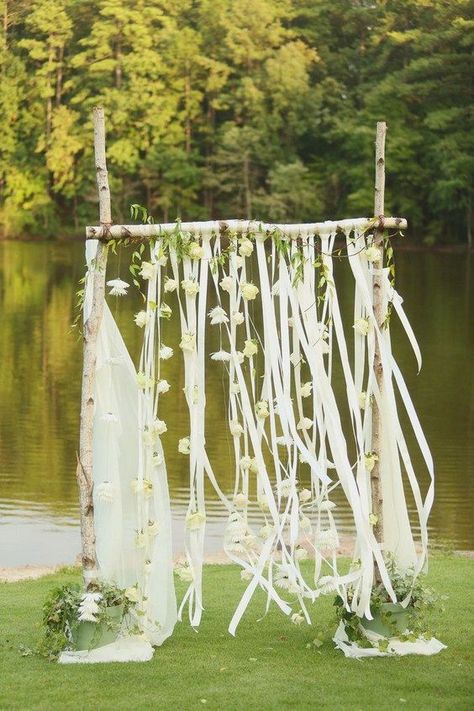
[[1, 555, 473, 711]]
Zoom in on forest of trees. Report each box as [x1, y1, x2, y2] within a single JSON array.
[[0, 0, 472, 243]]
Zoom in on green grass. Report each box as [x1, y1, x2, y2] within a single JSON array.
[[1, 556, 473, 711]]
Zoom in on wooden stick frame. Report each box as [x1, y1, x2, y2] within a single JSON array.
[[78, 109, 397, 589]]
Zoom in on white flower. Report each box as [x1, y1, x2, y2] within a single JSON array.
[[181, 278, 200, 296], [231, 311, 244, 325], [300, 382, 313, 398], [157, 253, 168, 267], [139, 262, 157, 280], [189, 241, 204, 260], [211, 350, 231, 362], [236, 351, 244, 364], [186, 512, 206, 530], [290, 351, 301, 366], [369, 513, 379, 526], [230, 381, 240, 394], [239, 238, 254, 257], [178, 437, 191, 454], [240, 455, 252, 470], [137, 371, 154, 389], [240, 569, 253, 581], [180, 331, 196, 352], [159, 345, 174, 360], [295, 547, 308, 561], [235, 256, 244, 269], [156, 379, 170, 394], [159, 303, 172, 319], [242, 534, 258, 550], [100, 412, 118, 423], [208, 306, 229, 325], [144, 560, 153, 574], [259, 523, 274, 540], [271, 281, 280, 296], [152, 452, 163, 467], [359, 391, 368, 409], [365, 245, 382, 263], [249, 458, 259, 474], [319, 500, 336, 512], [96, 481, 115, 503], [315, 528, 339, 551], [316, 575, 338, 594], [151, 419, 167, 436], [175, 563, 193, 582], [255, 400, 269, 419], [241, 282, 259, 300], [257, 495, 270, 512], [297, 417, 313, 431], [288, 317, 294, 328], [364, 452, 378, 473], [148, 520, 160, 536], [135, 530, 146, 548], [107, 278, 129, 296], [131, 478, 154, 498], [243, 339, 258, 358], [229, 420, 244, 437], [164, 277, 178, 292], [299, 515, 312, 531], [134, 310, 148, 328], [125, 586, 140, 603], [276, 435, 292, 447], [274, 564, 301, 594], [233, 493, 248, 509], [291, 611, 305, 626], [219, 275, 234, 293], [354, 318, 370, 336], [278, 478, 297, 498], [78, 592, 102, 622], [299, 488, 312, 503]]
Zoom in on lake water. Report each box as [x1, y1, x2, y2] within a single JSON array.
[[0, 241, 472, 567]]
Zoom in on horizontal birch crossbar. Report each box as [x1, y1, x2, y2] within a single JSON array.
[[85, 216, 407, 241]]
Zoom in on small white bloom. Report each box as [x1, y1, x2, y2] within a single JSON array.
[[290, 351, 301, 367], [278, 478, 297, 498], [125, 586, 140, 603], [295, 547, 308, 561], [243, 339, 258, 358], [259, 523, 274, 540], [300, 382, 313, 398], [175, 563, 193, 582], [241, 282, 259, 300], [239, 238, 254, 257], [96, 481, 115, 503], [178, 437, 191, 454], [139, 262, 157, 280], [315, 528, 339, 551], [107, 278, 129, 296], [300, 515, 312, 531], [186, 511, 206, 530], [274, 564, 301, 594], [230, 381, 240, 394], [180, 331, 196, 352], [255, 400, 269, 419], [156, 379, 170, 394], [231, 311, 244, 325], [369, 512, 379, 526], [151, 419, 167, 436], [134, 310, 148, 328], [297, 417, 313, 431], [365, 245, 382, 263], [271, 281, 280, 296], [181, 278, 200, 296], [148, 519, 160, 536], [159, 303, 172, 319], [240, 569, 253, 581], [240, 456, 252, 470], [319, 500, 336, 512], [219, 275, 234, 293], [354, 318, 370, 336], [229, 420, 244, 437], [164, 277, 178, 292], [359, 391, 368, 409], [249, 458, 259, 474], [233, 493, 248, 509], [135, 530, 146, 548], [159, 345, 174, 360], [364, 452, 378, 473], [236, 351, 244, 364], [235, 256, 244, 269], [152, 452, 163, 467], [208, 306, 229, 325], [291, 611, 305, 626], [137, 371, 154, 389], [189, 241, 204, 260], [276, 435, 292, 447], [211, 350, 231, 362], [288, 317, 294, 328], [257, 495, 270, 512], [144, 560, 153, 574], [299, 488, 312, 503]]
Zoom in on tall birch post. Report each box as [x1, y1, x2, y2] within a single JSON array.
[[371, 121, 386, 583], [76, 106, 111, 588]]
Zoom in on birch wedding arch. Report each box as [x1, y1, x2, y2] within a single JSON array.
[[69, 108, 444, 662]]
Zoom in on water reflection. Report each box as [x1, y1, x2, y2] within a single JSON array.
[[0, 242, 472, 566]]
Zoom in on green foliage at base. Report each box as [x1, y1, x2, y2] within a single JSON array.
[[0, 555, 472, 710]]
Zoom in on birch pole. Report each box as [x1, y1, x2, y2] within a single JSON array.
[[371, 121, 386, 583], [77, 106, 111, 588]]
